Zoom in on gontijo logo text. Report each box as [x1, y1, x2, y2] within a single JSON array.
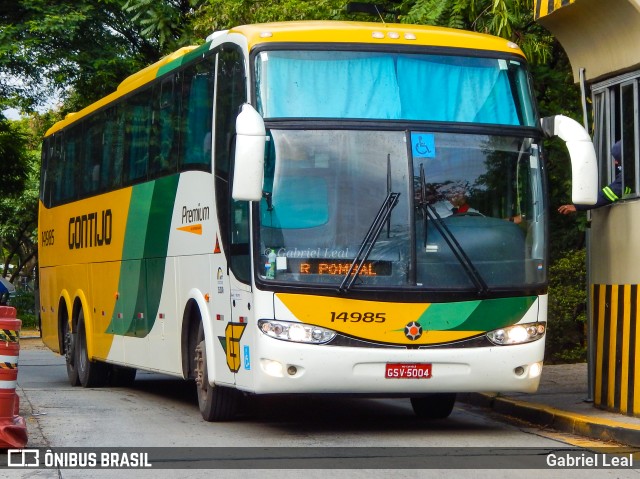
[[68, 209, 112, 249]]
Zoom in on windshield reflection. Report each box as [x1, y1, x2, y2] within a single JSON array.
[[257, 130, 546, 292]]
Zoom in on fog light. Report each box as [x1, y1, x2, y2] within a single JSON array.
[[529, 362, 543, 378], [261, 359, 284, 377], [514, 366, 525, 376], [287, 366, 298, 376]]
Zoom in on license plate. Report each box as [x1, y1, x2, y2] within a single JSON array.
[[385, 363, 432, 379]]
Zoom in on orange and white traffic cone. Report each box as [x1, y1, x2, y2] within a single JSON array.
[[0, 306, 27, 448]]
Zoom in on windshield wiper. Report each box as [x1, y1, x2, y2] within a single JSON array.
[[424, 204, 489, 296], [417, 164, 488, 295], [339, 191, 400, 293]]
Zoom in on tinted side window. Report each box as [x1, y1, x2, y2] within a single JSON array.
[[124, 88, 153, 184], [213, 45, 249, 283], [61, 126, 81, 202], [180, 57, 215, 171], [149, 76, 179, 178]]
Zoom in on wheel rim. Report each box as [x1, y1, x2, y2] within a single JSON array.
[[64, 328, 74, 366], [77, 327, 87, 374], [195, 340, 210, 404]]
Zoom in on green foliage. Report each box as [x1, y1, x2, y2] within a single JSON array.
[[192, 0, 346, 34], [8, 291, 36, 325], [399, 0, 554, 66], [0, 116, 46, 284], [0, 120, 30, 197], [0, 0, 162, 113], [123, 0, 205, 51], [546, 249, 587, 363]]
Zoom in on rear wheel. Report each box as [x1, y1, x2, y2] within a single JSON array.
[[410, 393, 457, 419], [63, 318, 80, 386], [75, 309, 109, 387], [194, 322, 238, 421]]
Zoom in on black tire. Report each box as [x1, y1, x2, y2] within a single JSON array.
[[63, 319, 80, 387], [109, 365, 137, 387], [410, 393, 457, 420], [194, 322, 238, 421], [75, 309, 109, 388]]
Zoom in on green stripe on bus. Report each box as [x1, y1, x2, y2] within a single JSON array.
[[417, 300, 480, 330], [143, 174, 180, 333], [156, 42, 212, 77], [417, 296, 536, 332], [108, 175, 180, 337]]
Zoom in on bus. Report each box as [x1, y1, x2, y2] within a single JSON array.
[[38, 21, 597, 421], [535, 0, 640, 415]]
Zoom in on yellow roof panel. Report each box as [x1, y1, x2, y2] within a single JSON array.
[[230, 21, 523, 55]]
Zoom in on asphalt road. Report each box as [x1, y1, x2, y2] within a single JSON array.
[[5, 337, 638, 479]]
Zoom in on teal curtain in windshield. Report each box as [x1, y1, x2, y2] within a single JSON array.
[[257, 52, 521, 125], [397, 56, 518, 124], [261, 54, 401, 119]]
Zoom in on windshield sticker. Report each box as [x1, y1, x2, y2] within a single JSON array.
[[411, 133, 435, 159]]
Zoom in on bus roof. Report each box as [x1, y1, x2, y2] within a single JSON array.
[[229, 21, 524, 55], [46, 21, 524, 136]]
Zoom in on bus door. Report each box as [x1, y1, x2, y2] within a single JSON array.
[[209, 198, 253, 388]]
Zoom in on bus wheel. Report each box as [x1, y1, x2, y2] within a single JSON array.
[[63, 319, 80, 386], [194, 323, 238, 422], [410, 393, 456, 420], [75, 309, 109, 388]]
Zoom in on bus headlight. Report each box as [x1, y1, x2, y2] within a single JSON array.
[[258, 320, 337, 344], [486, 322, 546, 346]]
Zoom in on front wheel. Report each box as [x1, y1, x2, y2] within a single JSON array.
[[75, 309, 109, 388], [410, 393, 457, 420], [194, 322, 239, 421]]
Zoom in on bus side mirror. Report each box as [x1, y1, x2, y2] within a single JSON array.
[[540, 115, 598, 205], [232, 104, 266, 201]]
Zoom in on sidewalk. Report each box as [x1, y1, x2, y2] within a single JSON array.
[[460, 362, 640, 447]]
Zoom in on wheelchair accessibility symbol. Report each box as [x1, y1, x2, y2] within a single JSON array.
[[411, 133, 435, 158]]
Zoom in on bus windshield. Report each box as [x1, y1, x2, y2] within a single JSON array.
[[257, 130, 546, 292], [255, 50, 536, 126]]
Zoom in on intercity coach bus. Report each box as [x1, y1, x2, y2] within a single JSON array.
[[38, 21, 598, 421]]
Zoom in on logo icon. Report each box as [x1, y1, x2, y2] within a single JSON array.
[[404, 321, 423, 341], [8, 449, 40, 467]]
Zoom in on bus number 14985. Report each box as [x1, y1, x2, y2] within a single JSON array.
[[330, 312, 386, 323]]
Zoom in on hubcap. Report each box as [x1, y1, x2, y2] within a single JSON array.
[[65, 331, 74, 364], [195, 342, 206, 391]]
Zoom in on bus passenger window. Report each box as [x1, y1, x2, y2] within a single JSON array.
[[149, 77, 179, 178], [124, 91, 152, 184], [180, 57, 215, 171]]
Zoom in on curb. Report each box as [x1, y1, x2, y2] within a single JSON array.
[[459, 393, 640, 447]]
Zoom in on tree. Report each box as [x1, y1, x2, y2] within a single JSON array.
[[123, 0, 205, 51], [0, 119, 30, 197], [0, 116, 42, 283], [190, 0, 347, 35], [0, 0, 163, 114]]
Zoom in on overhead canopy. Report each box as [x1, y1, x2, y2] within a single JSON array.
[[535, 0, 640, 82]]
